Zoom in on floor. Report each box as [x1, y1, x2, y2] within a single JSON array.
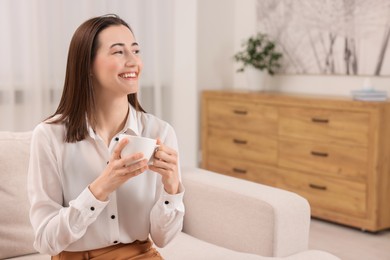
[[309, 218, 390, 260]]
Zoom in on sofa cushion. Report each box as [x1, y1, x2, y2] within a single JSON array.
[[158, 232, 340, 260], [0, 132, 36, 259], [158, 232, 265, 260]]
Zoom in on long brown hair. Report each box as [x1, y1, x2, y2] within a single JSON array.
[[49, 14, 145, 142]]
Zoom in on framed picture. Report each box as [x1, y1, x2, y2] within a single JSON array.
[[256, 0, 390, 76]]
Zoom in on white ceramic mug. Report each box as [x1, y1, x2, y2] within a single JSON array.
[[117, 134, 158, 165]]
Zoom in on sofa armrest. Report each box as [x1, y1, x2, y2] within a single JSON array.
[[181, 167, 310, 257]]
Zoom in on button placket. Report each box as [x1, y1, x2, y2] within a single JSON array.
[[106, 192, 120, 246], [107, 136, 121, 156]]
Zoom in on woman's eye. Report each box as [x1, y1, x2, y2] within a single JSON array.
[[133, 49, 140, 55], [113, 51, 123, 55]]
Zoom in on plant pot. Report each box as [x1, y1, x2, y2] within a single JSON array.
[[245, 66, 269, 91]]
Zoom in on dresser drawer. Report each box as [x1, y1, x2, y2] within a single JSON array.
[[277, 169, 367, 218], [207, 127, 277, 166], [278, 139, 368, 181], [207, 99, 278, 134], [202, 91, 390, 231], [279, 107, 369, 146], [206, 154, 280, 186]]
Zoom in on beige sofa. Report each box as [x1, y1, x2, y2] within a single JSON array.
[[0, 131, 339, 260]]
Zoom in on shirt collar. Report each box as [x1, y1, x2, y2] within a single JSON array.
[[87, 103, 140, 140], [122, 104, 140, 136], [87, 120, 97, 139]]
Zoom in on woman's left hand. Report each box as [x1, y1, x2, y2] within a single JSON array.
[[149, 138, 180, 194]]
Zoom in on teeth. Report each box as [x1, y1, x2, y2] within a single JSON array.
[[120, 72, 136, 78]]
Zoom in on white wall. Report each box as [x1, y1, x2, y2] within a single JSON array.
[[272, 74, 390, 95], [197, 0, 235, 91], [197, 0, 390, 96], [170, 0, 198, 167]]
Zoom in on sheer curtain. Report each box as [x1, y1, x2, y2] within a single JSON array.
[[0, 0, 173, 131]]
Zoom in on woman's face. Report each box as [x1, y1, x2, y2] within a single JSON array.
[[92, 25, 143, 98]]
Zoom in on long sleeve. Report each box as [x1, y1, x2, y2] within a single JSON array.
[[150, 184, 185, 247], [149, 124, 185, 247], [27, 124, 108, 255]]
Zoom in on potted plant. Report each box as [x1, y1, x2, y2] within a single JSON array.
[[234, 33, 282, 90]]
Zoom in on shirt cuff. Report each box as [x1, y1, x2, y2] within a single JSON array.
[[69, 187, 109, 219], [159, 182, 185, 212]]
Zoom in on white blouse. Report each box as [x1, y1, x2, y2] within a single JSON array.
[[27, 105, 185, 256]]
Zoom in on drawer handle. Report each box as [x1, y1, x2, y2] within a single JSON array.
[[233, 109, 248, 115], [311, 151, 329, 157], [233, 168, 247, 174], [233, 139, 247, 145], [311, 118, 329, 124], [309, 183, 327, 191]]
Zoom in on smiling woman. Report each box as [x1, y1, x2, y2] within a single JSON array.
[[47, 15, 145, 143], [92, 25, 143, 105], [27, 14, 184, 260]]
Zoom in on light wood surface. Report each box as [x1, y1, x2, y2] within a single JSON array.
[[201, 90, 390, 232]]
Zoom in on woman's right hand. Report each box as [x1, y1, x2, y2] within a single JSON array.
[[89, 138, 149, 201]]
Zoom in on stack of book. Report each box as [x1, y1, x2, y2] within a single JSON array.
[[351, 89, 388, 101]]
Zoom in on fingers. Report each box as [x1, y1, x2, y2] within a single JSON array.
[[149, 139, 180, 194], [116, 152, 144, 168], [111, 138, 128, 160], [109, 151, 148, 176], [150, 159, 175, 172], [111, 137, 179, 179], [154, 139, 177, 164], [116, 159, 149, 177], [150, 139, 178, 175], [93, 153, 148, 201], [109, 139, 150, 179]]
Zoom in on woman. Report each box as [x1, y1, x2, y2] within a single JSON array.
[[27, 14, 184, 259]]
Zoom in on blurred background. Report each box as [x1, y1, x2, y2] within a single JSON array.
[[1, 0, 390, 167]]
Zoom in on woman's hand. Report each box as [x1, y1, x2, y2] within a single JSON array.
[[89, 138, 149, 201], [149, 138, 180, 195]]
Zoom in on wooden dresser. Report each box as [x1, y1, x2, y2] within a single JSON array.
[[201, 90, 390, 231]]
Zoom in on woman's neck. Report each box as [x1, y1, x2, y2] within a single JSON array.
[[93, 97, 129, 146]]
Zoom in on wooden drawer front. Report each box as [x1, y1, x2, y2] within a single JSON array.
[[207, 127, 277, 166], [206, 155, 279, 186], [279, 107, 369, 146], [278, 139, 368, 181], [207, 99, 278, 134], [278, 170, 367, 217]]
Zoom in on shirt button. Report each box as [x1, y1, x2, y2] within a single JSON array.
[[115, 137, 119, 141], [90, 207, 95, 211], [111, 215, 116, 219], [164, 201, 169, 205], [113, 240, 118, 244]]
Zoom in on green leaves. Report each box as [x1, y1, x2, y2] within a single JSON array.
[[234, 33, 283, 75]]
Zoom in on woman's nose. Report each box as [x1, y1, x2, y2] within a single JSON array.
[[125, 53, 138, 67]]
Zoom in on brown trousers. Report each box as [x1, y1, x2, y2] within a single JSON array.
[[51, 239, 163, 260]]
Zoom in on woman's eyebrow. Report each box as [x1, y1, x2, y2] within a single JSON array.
[[110, 43, 125, 48], [110, 42, 139, 48]]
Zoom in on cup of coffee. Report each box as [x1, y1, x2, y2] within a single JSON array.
[[117, 134, 158, 165]]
